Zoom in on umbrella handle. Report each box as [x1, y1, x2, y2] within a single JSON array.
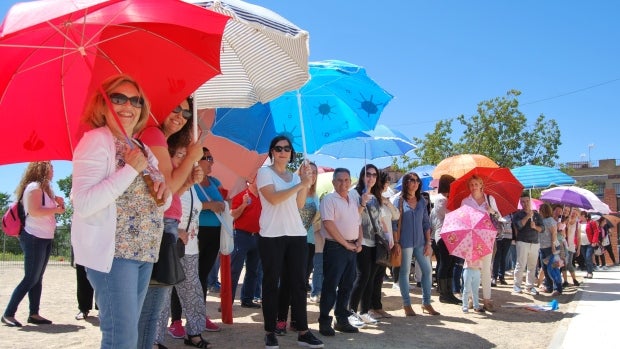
[[296, 90, 308, 159]]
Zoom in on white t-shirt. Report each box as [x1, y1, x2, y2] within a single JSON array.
[[257, 166, 306, 238], [23, 182, 57, 239], [180, 187, 201, 255]]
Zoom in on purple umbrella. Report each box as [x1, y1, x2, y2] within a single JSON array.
[[540, 186, 611, 213]]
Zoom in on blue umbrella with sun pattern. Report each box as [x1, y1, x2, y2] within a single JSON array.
[[211, 60, 393, 154]]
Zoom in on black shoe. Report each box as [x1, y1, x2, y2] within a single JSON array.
[[573, 280, 581, 286], [1, 315, 22, 327], [562, 281, 569, 288], [265, 332, 279, 349], [298, 331, 324, 348], [334, 322, 359, 333], [318, 325, 335, 336], [27, 316, 52, 325], [499, 278, 508, 285], [241, 301, 262, 309], [491, 279, 497, 287]]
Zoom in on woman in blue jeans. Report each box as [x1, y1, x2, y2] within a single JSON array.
[[71, 75, 171, 348], [392, 172, 439, 316], [2, 161, 65, 327]]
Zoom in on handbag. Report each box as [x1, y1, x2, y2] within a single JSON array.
[[594, 245, 604, 256], [368, 201, 391, 267], [486, 194, 503, 231], [151, 232, 186, 286], [602, 234, 611, 247], [389, 198, 404, 268]]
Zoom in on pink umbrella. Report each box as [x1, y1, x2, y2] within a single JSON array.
[[518, 198, 543, 210], [440, 205, 497, 262]]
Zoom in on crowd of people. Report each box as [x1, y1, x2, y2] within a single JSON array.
[[2, 74, 618, 349]]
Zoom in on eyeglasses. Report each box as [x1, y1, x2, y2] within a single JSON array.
[[365, 172, 378, 178], [201, 155, 214, 163], [407, 178, 421, 183], [172, 105, 192, 120], [109, 93, 144, 108], [273, 145, 292, 153]]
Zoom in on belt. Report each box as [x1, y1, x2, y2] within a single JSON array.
[[345, 239, 358, 243], [326, 239, 358, 244]]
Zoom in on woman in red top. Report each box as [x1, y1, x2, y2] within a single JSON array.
[[583, 212, 599, 279]]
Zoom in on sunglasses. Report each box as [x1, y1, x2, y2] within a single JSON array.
[[407, 178, 421, 183], [201, 155, 214, 163], [172, 105, 192, 120], [109, 93, 144, 108], [273, 145, 292, 153], [365, 172, 378, 178]]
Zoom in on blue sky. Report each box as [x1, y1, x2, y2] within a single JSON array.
[[1, 0, 619, 198]]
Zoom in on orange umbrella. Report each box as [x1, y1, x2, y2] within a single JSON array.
[[432, 154, 498, 179]]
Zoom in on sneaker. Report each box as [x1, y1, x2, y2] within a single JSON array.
[[75, 311, 88, 320], [309, 295, 320, 303], [334, 321, 360, 333], [491, 279, 497, 287], [347, 314, 365, 328], [274, 320, 287, 336], [474, 307, 486, 314], [297, 331, 324, 348], [168, 320, 185, 339], [499, 278, 508, 285], [562, 281, 569, 288], [208, 283, 221, 293], [241, 301, 262, 309], [265, 332, 279, 349], [529, 287, 539, 296], [513, 285, 522, 294], [367, 309, 383, 319], [359, 313, 378, 324], [391, 283, 400, 290], [602, 266, 609, 270], [318, 324, 335, 337], [573, 279, 580, 286], [205, 316, 221, 332], [462, 308, 469, 313]]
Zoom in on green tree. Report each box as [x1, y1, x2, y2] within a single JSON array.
[[395, 90, 561, 170], [56, 175, 73, 228]]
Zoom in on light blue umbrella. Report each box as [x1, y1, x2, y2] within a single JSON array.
[[511, 165, 576, 189], [211, 60, 393, 155], [315, 124, 415, 160], [395, 164, 435, 191]]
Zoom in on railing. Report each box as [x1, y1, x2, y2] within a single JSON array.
[[0, 226, 72, 267]]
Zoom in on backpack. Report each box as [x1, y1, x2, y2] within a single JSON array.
[[2, 200, 26, 237], [2, 192, 45, 237]]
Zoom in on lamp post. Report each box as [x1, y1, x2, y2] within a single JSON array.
[[588, 144, 595, 167]]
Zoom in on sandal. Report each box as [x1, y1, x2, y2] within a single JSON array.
[[184, 334, 211, 348]]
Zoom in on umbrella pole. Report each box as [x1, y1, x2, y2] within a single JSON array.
[[296, 90, 308, 160]]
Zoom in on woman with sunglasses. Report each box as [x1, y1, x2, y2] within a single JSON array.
[[71, 74, 172, 348], [256, 135, 323, 349], [137, 96, 207, 348], [392, 172, 439, 316]]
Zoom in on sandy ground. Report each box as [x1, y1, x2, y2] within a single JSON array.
[[0, 264, 581, 349]]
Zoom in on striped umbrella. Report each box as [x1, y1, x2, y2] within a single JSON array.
[[186, 0, 310, 108]]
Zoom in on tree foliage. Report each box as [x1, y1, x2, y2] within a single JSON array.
[[56, 175, 73, 227], [393, 90, 561, 172]]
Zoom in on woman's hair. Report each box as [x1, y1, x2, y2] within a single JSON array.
[[267, 135, 295, 163], [540, 203, 552, 218], [400, 172, 422, 202], [15, 161, 54, 200], [467, 174, 484, 187], [298, 162, 318, 195], [166, 96, 194, 150], [82, 74, 151, 134], [354, 164, 382, 202], [379, 171, 390, 189], [437, 174, 455, 194]]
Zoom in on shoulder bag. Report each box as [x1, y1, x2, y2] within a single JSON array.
[[151, 232, 186, 286], [389, 198, 404, 267], [368, 201, 391, 267]]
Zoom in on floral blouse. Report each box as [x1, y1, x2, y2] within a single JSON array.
[[113, 138, 165, 262]]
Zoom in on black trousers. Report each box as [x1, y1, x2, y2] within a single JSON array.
[[76, 264, 96, 312], [198, 226, 221, 299]]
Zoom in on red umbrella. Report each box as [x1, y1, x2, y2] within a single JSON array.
[[440, 205, 497, 262], [446, 167, 524, 217], [0, 0, 229, 165]]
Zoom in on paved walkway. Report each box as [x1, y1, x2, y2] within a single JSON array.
[[549, 266, 620, 348]]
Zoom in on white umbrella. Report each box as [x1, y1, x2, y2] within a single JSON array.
[[185, 0, 310, 108]]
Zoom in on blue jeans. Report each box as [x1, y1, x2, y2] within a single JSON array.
[[87, 258, 152, 349], [539, 247, 563, 293], [138, 285, 172, 348], [453, 258, 464, 293], [230, 230, 261, 303], [399, 246, 432, 305], [311, 252, 324, 297], [4, 231, 52, 317], [493, 238, 512, 279], [319, 241, 357, 324], [585, 245, 595, 274], [462, 268, 481, 310]]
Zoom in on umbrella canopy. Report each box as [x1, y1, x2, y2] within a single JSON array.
[[511, 165, 576, 189], [186, 0, 310, 108], [0, 0, 228, 165], [211, 60, 392, 154], [395, 165, 436, 191], [446, 167, 524, 217], [440, 205, 497, 262], [540, 186, 611, 213], [432, 154, 498, 180], [518, 198, 544, 211], [315, 124, 415, 160]]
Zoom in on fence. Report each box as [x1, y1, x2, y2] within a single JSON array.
[[0, 226, 72, 267]]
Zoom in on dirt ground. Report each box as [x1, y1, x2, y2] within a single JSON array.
[[0, 264, 580, 349]]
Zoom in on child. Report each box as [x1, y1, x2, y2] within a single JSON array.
[[462, 257, 485, 313]]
